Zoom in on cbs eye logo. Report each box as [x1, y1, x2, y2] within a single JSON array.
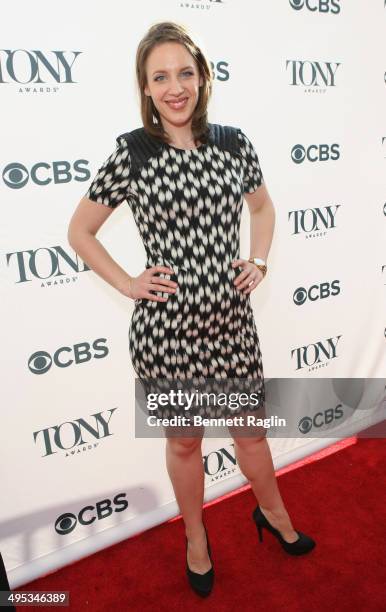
[[28, 351, 53, 375], [3, 163, 29, 189], [298, 416, 313, 434], [291, 144, 340, 164], [2, 160, 90, 189], [55, 513, 78, 535]]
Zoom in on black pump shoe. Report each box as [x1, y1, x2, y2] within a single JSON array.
[[252, 505, 316, 556], [186, 525, 214, 597]]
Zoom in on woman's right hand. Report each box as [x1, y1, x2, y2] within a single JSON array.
[[122, 266, 178, 302]]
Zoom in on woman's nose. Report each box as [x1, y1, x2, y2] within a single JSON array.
[[168, 76, 185, 95]]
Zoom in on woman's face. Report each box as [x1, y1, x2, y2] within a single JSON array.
[[144, 41, 203, 129]]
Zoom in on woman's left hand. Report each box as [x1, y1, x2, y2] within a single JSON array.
[[231, 259, 264, 294]]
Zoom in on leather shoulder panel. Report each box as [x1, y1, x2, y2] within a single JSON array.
[[208, 123, 239, 154], [116, 123, 240, 172], [116, 127, 164, 174]]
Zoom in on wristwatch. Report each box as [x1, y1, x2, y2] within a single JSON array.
[[248, 257, 267, 277]]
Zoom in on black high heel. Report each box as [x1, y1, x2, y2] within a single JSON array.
[[252, 505, 316, 556], [186, 525, 214, 597]]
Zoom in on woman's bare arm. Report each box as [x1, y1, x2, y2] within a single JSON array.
[[244, 183, 275, 262], [67, 197, 133, 296]]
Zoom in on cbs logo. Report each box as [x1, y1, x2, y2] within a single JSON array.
[[293, 281, 340, 305], [291, 144, 340, 164], [28, 339, 108, 374], [55, 494, 128, 535], [289, 0, 341, 13], [3, 160, 90, 189], [298, 405, 343, 434]]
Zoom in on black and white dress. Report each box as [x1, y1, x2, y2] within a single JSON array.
[[85, 123, 266, 418]]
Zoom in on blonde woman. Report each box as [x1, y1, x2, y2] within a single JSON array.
[[68, 21, 315, 599]]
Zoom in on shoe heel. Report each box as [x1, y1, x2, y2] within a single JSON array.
[[252, 505, 316, 556], [257, 523, 263, 542]]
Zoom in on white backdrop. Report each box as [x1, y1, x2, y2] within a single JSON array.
[[1, 0, 385, 588]]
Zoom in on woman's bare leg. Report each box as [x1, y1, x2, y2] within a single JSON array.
[[231, 431, 299, 542], [165, 430, 212, 573]]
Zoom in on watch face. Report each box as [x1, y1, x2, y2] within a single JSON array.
[[253, 258, 266, 266]]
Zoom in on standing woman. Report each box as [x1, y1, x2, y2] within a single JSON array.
[[68, 21, 315, 598]]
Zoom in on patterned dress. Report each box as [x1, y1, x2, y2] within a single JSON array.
[[85, 123, 266, 419]]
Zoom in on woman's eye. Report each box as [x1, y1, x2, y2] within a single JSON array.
[[154, 71, 193, 82]]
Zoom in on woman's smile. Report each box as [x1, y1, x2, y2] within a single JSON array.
[[165, 97, 189, 111]]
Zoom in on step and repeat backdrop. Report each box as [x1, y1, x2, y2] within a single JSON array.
[[1, 0, 385, 588]]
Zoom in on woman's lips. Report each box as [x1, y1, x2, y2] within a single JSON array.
[[165, 97, 188, 110]]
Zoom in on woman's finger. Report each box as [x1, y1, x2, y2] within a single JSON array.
[[237, 273, 255, 291], [142, 291, 169, 302], [243, 277, 260, 294], [243, 272, 263, 293], [233, 263, 249, 285], [147, 283, 177, 293], [234, 264, 255, 289], [149, 273, 178, 289], [231, 258, 245, 268]]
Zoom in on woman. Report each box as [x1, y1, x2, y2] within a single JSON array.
[[68, 21, 316, 598]]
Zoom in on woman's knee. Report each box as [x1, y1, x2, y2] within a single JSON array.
[[232, 433, 267, 452], [166, 435, 203, 456]]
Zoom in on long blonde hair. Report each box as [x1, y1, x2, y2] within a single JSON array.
[[135, 21, 213, 145]]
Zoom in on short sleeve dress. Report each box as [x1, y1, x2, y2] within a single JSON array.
[[85, 123, 266, 418]]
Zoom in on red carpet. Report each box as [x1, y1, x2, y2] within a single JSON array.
[[17, 437, 386, 611]]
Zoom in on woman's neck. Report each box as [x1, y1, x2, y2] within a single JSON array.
[[162, 119, 195, 148]]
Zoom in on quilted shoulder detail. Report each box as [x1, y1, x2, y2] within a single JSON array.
[[116, 122, 241, 172], [117, 127, 163, 174], [208, 123, 239, 153]]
